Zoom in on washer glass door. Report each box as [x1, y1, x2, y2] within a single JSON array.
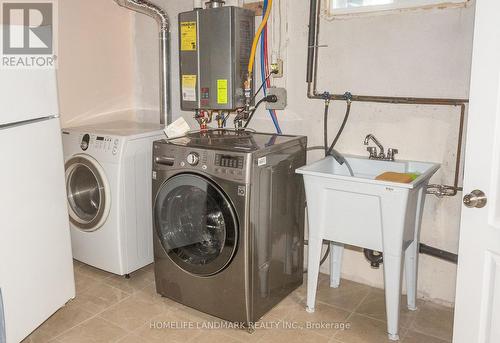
[[154, 174, 238, 276], [65, 156, 109, 232]]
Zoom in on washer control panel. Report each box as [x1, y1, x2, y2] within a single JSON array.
[[214, 154, 244, 177], [80, 134, 121, 156], [153, 144, 247, 182]]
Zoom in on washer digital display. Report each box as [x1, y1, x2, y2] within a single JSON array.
[[215, 154, 244, 169]]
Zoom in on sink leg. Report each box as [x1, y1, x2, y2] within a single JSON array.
[[406, 187, 426, 311], [405, 240, 419, 311], [330, 242, 344, 288], [306, 237, 323, 313], [384, 253, 404, 341]]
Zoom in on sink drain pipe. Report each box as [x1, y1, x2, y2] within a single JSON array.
[[364, 244, 458, 269], [364, 249, 384, 268], [114, 0, 171, 126], [419, 244, 458, 264]]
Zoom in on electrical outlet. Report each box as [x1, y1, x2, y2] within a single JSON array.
[[271, 59, 284, 78], [266, 87, 287, 110]]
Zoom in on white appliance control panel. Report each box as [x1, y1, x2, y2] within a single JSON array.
[[80, 134, 121, 156], [62, 121, 165, 166]]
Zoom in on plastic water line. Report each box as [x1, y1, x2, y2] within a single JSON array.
[[326, 99, 352, 157], [261, 0, 282, 134], [248, 0, 273, 78], [252, 0, 282, 134]]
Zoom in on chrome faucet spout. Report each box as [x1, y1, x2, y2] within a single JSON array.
[[363, 134, 398, 161], [364, 134, 385, 156]]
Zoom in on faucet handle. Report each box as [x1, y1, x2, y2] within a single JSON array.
[[387, 148, 399, 161], [367, 146, 378, 159]]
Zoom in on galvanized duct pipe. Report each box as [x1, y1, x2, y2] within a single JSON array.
[[115, 0, 171, 126]]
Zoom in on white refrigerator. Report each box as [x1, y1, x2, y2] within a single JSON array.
[[0, 68, 75, 342]]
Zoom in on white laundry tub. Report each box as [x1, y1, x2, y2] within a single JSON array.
[[296, 155, 440, 341]]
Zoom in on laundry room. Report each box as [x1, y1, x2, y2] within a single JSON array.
[[0, 0, 498, 342]]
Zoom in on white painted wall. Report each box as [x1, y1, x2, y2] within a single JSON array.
[[131, 0, 474, 305], [285, 1, 475, 306], [58, 0, 136, 127], [131, 0, 191, 125]]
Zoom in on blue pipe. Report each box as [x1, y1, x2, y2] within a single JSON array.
[[260, 0, 282, 134]]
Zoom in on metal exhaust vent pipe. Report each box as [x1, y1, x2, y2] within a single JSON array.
[[205, 0, 225, 8], [114, 0, 171, 126]]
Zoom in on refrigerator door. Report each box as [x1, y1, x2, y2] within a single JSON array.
[[0, 68, 59, 126], [0, 117, 75, 343]]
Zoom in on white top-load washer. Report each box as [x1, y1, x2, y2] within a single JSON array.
[[62, 121, 165, 276]]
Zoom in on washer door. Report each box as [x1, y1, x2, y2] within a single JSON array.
[[65, 155, 111, 232], [154, 174, 238, 276]]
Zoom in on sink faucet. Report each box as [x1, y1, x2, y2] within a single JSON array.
[[364, 134, 398, 161], [364, 134, 385, 158]]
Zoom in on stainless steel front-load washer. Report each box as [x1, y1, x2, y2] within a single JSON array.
[[152, 129, 307, 325]]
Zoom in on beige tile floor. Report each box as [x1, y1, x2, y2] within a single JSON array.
[[23, 261, 454, 343]]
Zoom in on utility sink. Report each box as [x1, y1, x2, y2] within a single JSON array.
[[296, 155, 439, 341], [300, 155, 439, 189]]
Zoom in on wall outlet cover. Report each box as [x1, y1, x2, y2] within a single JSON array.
[[266, 87, 287, 110], [271, 59, 284, 78]]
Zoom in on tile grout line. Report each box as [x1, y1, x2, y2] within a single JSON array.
[[102, 281, 181, 339], [407, 300, 454, 342], [400, 303, 421, 342], [47, 266, 454, 343], [330, 288, 371, 339], [336, 287, 432, 342], [410, 325, 453, 342], [51, 292, 134, 341], [50, 268, 155, 341]]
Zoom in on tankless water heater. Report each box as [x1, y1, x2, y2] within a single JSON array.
[[178, 6, 255, 111]]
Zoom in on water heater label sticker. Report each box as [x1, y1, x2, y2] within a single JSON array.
[[182, 75, 197, 101], [217, 79, 228, 104], [258, 157, 267, 166], [180, 22, 197, 51]]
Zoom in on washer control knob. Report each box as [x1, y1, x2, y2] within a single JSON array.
[[187, 152, 200, 166], [80, 134, 90, 151]]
